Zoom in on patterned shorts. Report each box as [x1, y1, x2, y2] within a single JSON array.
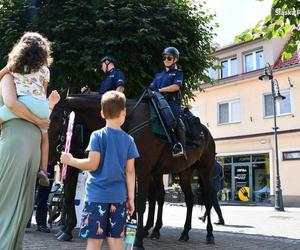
[[80, 202, 126, 239]]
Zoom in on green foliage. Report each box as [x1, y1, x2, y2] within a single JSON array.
[[0, 0, 216, 101], [236, 0, 300, 60]]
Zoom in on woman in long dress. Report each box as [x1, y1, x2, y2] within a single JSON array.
[[0, 73, 59, 249]]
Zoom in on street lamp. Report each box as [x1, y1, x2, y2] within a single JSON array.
[[259, 63, 285, 211]]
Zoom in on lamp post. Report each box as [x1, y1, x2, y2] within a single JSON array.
[[259, 63, 285, 211]]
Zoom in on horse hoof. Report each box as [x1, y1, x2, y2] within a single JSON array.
[[57, 232, 73, 241], [206, 236, 215, 244], [178, 234, 189, 242], [133, 246, 145, 250], [150, 231, 160, 239]]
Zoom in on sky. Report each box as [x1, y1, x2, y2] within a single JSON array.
[[203, 0, 273, 46]]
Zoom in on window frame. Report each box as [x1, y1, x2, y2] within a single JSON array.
[[217, 98, 241, 125], [244, 49, 264, 73], [282, 151, 300, 161], [263, 89, 292, 118], [220, 57, 237, 79]]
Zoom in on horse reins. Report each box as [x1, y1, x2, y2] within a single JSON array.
[[125, 89, 153, 136]]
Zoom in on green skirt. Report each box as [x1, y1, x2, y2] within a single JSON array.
[[0, 119, 41, 250]]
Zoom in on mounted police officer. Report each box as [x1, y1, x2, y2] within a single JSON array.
[[81, 55, 125, 94], [149, 47, 186, 158]]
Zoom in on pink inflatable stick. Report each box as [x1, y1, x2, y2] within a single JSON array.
[[61, 111, 75, 180]]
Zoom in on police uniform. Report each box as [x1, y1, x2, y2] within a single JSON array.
[[150, 67, 183, 118], [98, 68, 125, 95]]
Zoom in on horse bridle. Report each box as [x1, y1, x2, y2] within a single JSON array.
[[56, 110, 69, 154]]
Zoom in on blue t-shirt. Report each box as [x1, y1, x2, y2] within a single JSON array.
[[85, 127, 139, 203], [98, 68, 125, 95], [149, 67, 183, 90]]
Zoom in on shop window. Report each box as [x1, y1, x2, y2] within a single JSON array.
[[282, 151, 300, 160], [233, 155, 250, 163], [252, 163, 270, 203], [252, 153, 269, 162]]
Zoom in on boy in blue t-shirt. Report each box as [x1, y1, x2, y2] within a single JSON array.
[[60, 91, 139, 250]]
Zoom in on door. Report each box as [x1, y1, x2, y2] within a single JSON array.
[[233, 164, 252, 202]]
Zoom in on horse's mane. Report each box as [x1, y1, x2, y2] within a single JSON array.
[[66, 93, 144, 106]]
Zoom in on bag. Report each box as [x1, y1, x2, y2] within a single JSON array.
[[183, 108, 203, 140], [152, 91, 177, 129]]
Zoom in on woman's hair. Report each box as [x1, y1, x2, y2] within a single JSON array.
[[8, 32, 53, 74]]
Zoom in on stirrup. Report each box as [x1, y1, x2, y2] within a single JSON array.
[[172, 143, 186, 159]]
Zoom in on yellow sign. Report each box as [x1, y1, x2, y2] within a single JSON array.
[[238, 186, 250, 202]]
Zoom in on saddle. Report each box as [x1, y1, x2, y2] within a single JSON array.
[[181, 107, 204, 141], [149, 103, 204, 147]]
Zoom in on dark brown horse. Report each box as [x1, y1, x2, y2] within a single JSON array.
[[48, 93, 216, 249], [144, 167, 197, 241]]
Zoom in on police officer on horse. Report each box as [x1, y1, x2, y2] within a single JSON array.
[[81, 55, 125, 94], [149, 47, 186, 158]]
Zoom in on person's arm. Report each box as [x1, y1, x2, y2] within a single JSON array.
[[159, 70, 183, 93], [116, 85, 124, 92], [0, 65, 9, 81], [158, 84, 180, 93], [1, 74, 48, 128], [115, 70, 125, 93], [48, 90, 60, 110], [125, 158, 135, 215], [60, 151, 100, 171], [43, 80, 49, 96]]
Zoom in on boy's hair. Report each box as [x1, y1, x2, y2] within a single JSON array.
[[8, 32, 53, 74], [101, 91, 126, 119]]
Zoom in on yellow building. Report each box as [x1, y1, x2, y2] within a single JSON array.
[[191, 37, 300, 206]]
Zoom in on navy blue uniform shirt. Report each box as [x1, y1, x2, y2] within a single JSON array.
[[150, 67, 183, 91], [98, 68, 125, 95], [213, 162, 224, 192]]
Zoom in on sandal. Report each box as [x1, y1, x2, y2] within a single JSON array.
[[38, 170, 50, 187]]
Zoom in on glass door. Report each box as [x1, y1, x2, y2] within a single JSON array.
[[232, 164, 252, 202]]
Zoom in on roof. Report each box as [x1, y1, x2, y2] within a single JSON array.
[[273, 50, 300, 70]]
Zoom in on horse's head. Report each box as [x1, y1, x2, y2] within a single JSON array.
[[48, 90, 71, 165], [48, 91, 107, 166]]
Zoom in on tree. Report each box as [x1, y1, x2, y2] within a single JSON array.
[[236, 0, 300, 59], [0, 0, 216, 101]]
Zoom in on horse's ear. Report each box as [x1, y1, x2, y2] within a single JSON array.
[[60, 88, 69, 100]]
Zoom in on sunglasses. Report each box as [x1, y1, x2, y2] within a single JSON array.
[[163, 56, 174, 61]]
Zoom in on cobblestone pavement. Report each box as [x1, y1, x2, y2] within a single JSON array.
[[23, 204, 300, 250]]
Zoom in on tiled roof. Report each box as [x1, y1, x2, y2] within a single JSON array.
[[273, 50, 300, 70]]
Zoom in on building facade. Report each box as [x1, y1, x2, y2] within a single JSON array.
[[191, 37, 300, 206]]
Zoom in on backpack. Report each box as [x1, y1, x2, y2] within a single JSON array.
[[182, 108, 203, 140]]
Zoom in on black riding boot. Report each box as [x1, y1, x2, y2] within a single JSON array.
[[172, 119, 186, 159]]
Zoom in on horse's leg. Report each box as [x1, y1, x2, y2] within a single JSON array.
[[134, 173, 150, 250], [57, 167, 79, 241], [150, 174, 165, 239], [178, 168, 194, 242], [198, 157, 215, 244], [144, 177, 156, 236]]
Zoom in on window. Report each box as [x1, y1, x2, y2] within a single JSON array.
[[221, 57, 237, 78], [282, 151, 300, 160], [218, 99, 241, 124], [191, 106, 200, 117], [264, 90, 291, 117], [244, 50, 264, 72], [208, 67, 214, 79]]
